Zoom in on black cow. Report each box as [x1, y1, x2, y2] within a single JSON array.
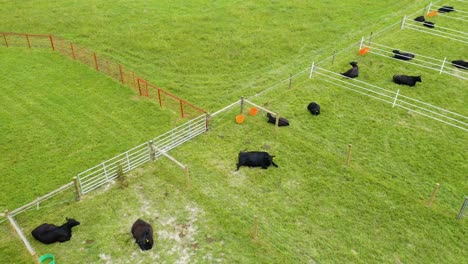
[[266, 113, 289, 126], [307, 102, 320, 115], [414, 16, 435, 28], [236, 151, 278, 170], [452, 60, 467, 70], [392, 50, 415, 61], [438, 6, 455, 13], [341, 61, 359, 78], [31, 217, 80, 244], [393, 75, 422, 87], [132, 219, 154, 251]]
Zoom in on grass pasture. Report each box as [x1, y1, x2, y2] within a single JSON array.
[[0, 0, 467, 263]]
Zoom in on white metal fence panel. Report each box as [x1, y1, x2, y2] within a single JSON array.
[[77, 114, 208, 195]]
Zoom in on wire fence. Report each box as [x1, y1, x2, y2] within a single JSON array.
[[360, 40, 468, 79], [401, 15, 468, 43], [1, 32, 206, 119]]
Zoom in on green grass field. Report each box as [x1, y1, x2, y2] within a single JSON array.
[[0, 0, 467, 263]]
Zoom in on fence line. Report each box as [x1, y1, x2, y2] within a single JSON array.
[[1, 32, 206, 118], [401, 17, 468, 43], [362, 41, 468, 79]]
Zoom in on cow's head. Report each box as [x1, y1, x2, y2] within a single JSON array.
[[65, 217, 80, 227], [416, 76, 422, 82], [350, 61, 358, 67], [137, 227, 154, 251]]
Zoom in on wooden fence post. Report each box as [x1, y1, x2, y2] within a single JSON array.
[[26, 34, 31, 48], [70, 42, 76, 60], [346, 144, 353, 166], [93, 52, 99, 71], [240, 97, 245, 114], [73, 177, 81, 201], [119, 64, 124, 84], [149, 141, 155, 161], [205, 113, 212, 131], [457, 197, 468, 219], [3, 33, 8, 47], [427, 183, 440, 206], [275, 113, 280, 129], [253, 215, 258, 240], [288, 73, 292, 89], [49, 34, 55, 51]]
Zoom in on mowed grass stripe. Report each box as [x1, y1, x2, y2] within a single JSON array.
[[0, 48, 175, 210]]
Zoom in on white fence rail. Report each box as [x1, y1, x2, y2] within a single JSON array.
[[401, 16, 468, 43], [77, 114, 208, 194], [361, 41, 468, 80], [309, 65, 468, 131]]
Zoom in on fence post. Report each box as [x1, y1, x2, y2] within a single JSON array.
[[288, 73, 292, 89], [157, 88, 162, 107], [137, 79, 143, 96], [427, 183, 440, 206], [26, 34, 31, 48], [185, 166, 190, 189], [359, 36, 365, 49], [93, 52, 99, 71], [119, 64, 124, 84], [457, 196, 468, 219], [427, 2, 433, 15], [253, 215, 258, 240], [392, 89, 400, 108], [275, 112, 280, 129], [103, 163, 109, 181], [70, 42, 76, 60], [368, 32, 373, 46], [439, 57, 447, 74], [400, 16, 406, 30], [205, 113, 212, 130], [3, 33, 8, 47], [309, 62, 315, 79], [346, 144, 353, 166], [179, 100, 185, 118], [49, 34, 55, 51], [332, 50, 336, 65], [148, 140, 155, 161], [73, 177, 81, 201], [240, 97, 245, 114], [6, 212, 38, 260]]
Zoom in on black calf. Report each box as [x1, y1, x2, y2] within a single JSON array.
[[31, 217, 80, 244], [266, 113, 289, 126], [236, 151, 278, 170], [393, 75, 422, 87], [132, 219, 154, 251]]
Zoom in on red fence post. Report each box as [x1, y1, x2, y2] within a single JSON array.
[[93, 52, 99, 71], [70, 42, 76, 60], [26, 34, 31, 48], [49, 35, 55, 51], [137, 79, 143, 96], [119, 64, 124, 84], [180, 100, 185, 118], [157, 88, 162, 107], [3, 33, 8, 47]]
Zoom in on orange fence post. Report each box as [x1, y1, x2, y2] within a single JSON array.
[[70, 42, 76, 60], [119, 64, 124, 84], [49, 34, 55, 51], [157, 88, 162, 107], [93, 52, 99, 71], [2, 33, 8, 47], [26, 34, 31, 48], [180, 100, 184, 118], [137, 79, 143, 96]]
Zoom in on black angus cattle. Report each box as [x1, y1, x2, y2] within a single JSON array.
[[392, 50, 415, 61], [266, 112, 289, 126], [452, 60, 467, 70], [341, 61, 359, 78], [438, 6, 455, 13], [131, 219, 154, 251], [236, 151, 278, 171], [414, 16, 435, 28], [31, 217, 80, 244], [307, 102, 320, 115], [393, 75, 422, 87]]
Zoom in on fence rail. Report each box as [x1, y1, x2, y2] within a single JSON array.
[[401, 16, 468, 43], [77, 114, 208, 194]]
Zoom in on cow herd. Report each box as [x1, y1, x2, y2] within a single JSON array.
[[31, 217, 154, 252]]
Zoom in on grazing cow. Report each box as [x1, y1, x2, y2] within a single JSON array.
[[392, 50, 415, 61], [341, 61, 359, 78], [131, 219, 154, 251], [236, 151, 278, 171], [438, 6, 455, 13], [414, 16, 435, 28], [31, 217, 80, 244], [266, 113, 289, 126], [452, 60, 467, 70], [393, 75, 422, 87], [307, 102, 320, 115]]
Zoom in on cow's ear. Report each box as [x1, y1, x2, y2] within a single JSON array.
[[66, 217, 69, 220]]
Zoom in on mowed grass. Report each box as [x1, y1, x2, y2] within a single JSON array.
[[1, 0, 467, 263], [0, 48, 176, 210], [8, 79, 467, 263]]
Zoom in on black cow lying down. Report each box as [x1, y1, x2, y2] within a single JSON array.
[[236, 151, 278, 170], [452, 60, 467, 70], [307, 102, 320, 115], [414, 16, 435, 28], [31, 217, 80, 244], [393, 75, 422, 87], [392, 50, 415, 61], [132, 219, 154, 251], [266, 113, 289, 126], [341, 61, 359, 78], [438, 6, 455, 13]]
